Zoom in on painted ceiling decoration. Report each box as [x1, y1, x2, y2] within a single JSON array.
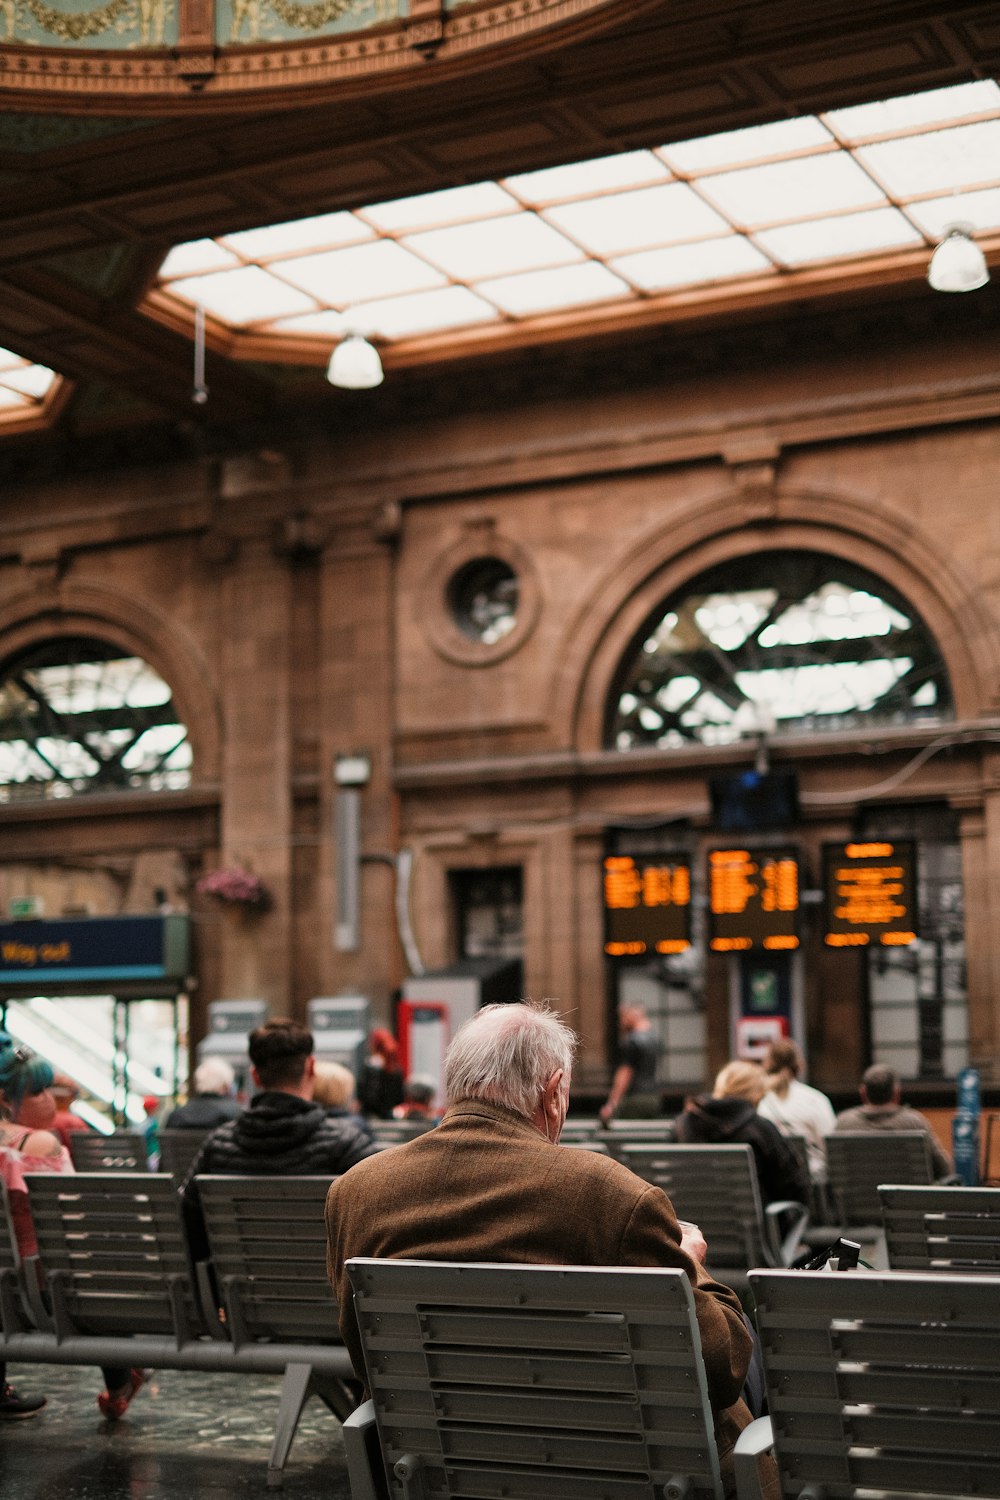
[[0, 0, 649, 104]]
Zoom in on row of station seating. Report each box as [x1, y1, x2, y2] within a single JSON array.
[[4, 1166, 999, 1496]]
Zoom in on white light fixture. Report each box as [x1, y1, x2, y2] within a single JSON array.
[[927, 224, 989, 293], [326, 333, 384, 389]]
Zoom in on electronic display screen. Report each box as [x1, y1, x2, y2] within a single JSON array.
[[603, 854, 692, 957], [707, 847, 800, 952], [823, 840, 918, 947], [709, 770, 799, 832]]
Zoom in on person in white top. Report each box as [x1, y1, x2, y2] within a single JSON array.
[[757, 1037, 836, 1183]]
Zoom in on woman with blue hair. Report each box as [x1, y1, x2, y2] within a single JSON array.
[[0, 1033, 147, 1420]]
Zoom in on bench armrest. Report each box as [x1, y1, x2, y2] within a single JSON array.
[[343, 1399, 381, 1500], [733, 1414, 773, 1500]]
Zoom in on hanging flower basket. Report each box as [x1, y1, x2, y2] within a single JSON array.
[[195, 867, 271, 911]]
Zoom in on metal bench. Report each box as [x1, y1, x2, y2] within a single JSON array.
[[343, 1258, 728, 1500], [2, 1172, 352, 1487], [735, 1266, 1000, 1500], [611, 1142, 807, 1293], [68, 1130, 148, 1172], [880, 1182, 1000, 1272], [157, 1127, 212, 1181]]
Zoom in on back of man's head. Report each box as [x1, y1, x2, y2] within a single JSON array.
[[193, 1056, 235, 1097], [248, 1018, 313, 1091], [445, 1002, 576, 1118], [861, 1063, 898, 1106]]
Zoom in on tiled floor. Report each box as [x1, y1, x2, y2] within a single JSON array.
[[1, 1362, 354, 1500]]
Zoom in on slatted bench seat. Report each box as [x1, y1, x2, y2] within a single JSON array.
[[343, 1258, 729, 1500], [0, 1172, 352, 1487], [880, 1182, 1000, 1272], [611, 1142, 807, 1294], [735, 1266, 1000, 1500]]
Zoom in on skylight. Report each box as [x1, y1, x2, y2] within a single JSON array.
[[0, 346, 60, 421], [151, 79, 1000, 364]]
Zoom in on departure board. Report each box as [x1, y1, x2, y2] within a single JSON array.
[[603, 854, 692, 957], [707, 847, 800, 952], [823, 840, 918, 947]]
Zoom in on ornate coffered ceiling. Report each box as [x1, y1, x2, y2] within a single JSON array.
[[0, 0, 996, 446]]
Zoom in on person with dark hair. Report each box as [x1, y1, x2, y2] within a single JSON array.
[[0, 1034, 145, 1421], [833, 1062, 953, 1177], [599, 1004, 660, 1122], [182, 1017, 377, 1262], [357, 1026, 405, 1119], [327, 1003, 776, 1499], [673, 1059, 810, 1208], [757, 1037, 836, 1183]]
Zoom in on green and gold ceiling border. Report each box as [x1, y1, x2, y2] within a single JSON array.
[[0, 0, 648, 109]]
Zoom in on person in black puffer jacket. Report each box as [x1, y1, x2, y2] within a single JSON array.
[[182, 1017, 378, 1261], [673, 1059, 810, 1207]]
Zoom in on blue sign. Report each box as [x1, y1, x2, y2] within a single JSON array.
[[956, 1066, 981, 1117], [952, 1109, 980, 1187], [0, 915, 189, 987]]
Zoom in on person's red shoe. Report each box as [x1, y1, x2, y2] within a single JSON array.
[[97, 1368, 148, 1420]]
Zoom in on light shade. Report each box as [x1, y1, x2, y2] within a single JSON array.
[[326, 334, 384, 389], [927, 225, 990, 292]]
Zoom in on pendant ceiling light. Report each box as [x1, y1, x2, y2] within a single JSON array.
[[326, 334, 384, 390], [927, 225, 990, 293]]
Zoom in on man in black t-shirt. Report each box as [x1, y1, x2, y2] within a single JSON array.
[[600, 1005, 661, 1121]]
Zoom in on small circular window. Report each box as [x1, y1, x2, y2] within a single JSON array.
[[447, 557, 520, 646]]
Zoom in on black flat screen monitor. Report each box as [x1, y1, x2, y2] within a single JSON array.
[[709, 770, 799, 832]]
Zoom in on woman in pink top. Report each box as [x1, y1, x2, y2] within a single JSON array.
[[0, 1034, 146, 1421]]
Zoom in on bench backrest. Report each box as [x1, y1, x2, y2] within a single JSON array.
[[68, 1131, 148, 1172], [749, 1267, 1000, 1499], [347, 1258, 725, 1500], [26, 1172, 203, 1338], [613, 1141, 770, 1269], [880, 1183, 1000, 1272], [195, 1174, 340, 1345], [157, 1128, 212, 1181], [826, 1131, 933, 1225]]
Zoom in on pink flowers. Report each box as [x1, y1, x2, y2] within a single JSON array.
[[195, 867, 271, 910]]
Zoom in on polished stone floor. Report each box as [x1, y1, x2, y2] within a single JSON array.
[[1, 1361, 354, 1500]]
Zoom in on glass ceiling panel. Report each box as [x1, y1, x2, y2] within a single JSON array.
[[403, 215, 581, 280], [702, 153, 884, 227], [277, 240, 446, 304], [612, 236, 771, 291], [856, 120, 1000, 198], [756, 207, 923, 267], [908, 186, 1000, 238], [663, 116, 834, 173], [171, 266, 315, 323], [158, 238, 238, 278], [505, 151, 670, 202], [362, 182, 520, 230], [0, 348, 60, 417], [222, 211, 373, 258], [152, 80, 1000, 362], [543, 182, 730, 255], [478, 262, 629, 317], [825, 80, 1000, 139]]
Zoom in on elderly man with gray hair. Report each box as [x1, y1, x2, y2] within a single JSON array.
[[326, 1001, 771, 1497]]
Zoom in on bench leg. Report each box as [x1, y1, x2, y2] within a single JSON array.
[[268, 1361, 313, 1489]]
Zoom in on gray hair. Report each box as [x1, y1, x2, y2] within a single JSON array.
[[193, 1056, 235, 1097], [445, 1001, 577, 1118]]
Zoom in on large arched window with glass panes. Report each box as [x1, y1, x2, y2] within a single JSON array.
[[0, 637, 191, 803], [605, 551, 953, 751], [604, 550, 966, 1083]]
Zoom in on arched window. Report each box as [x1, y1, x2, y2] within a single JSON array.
[[0, 637, 191, 802], [606, 551, 953, 751]]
